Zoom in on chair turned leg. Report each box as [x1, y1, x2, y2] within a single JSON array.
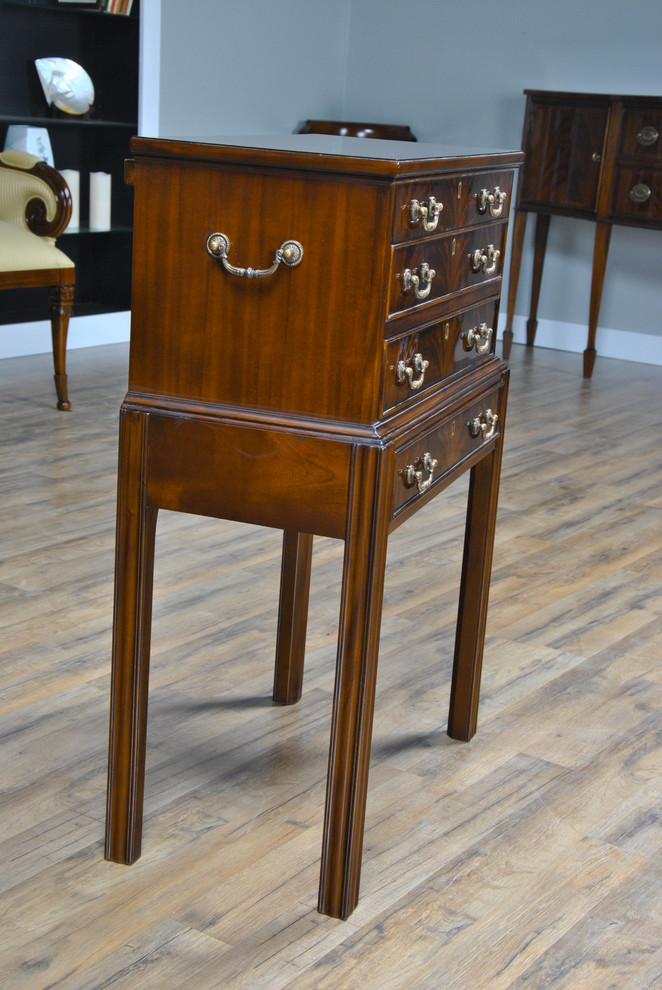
[[48, 283, 74, 410]]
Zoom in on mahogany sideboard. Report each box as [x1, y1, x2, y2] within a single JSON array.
[[503, 89, 662, 376], [104, 134, 522, 919]]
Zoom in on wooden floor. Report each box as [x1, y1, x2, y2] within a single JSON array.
[[1, 341, 662, 989]]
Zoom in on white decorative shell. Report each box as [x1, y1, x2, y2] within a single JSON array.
[[35, 57, 95, 116]]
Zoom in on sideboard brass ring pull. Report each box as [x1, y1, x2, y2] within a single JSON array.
[[629, 183, 652, 204], [404, 451, 438, 493], [469, 409, 498, 441], [637, 125, 659, 147], [206, 232, 304, 278]]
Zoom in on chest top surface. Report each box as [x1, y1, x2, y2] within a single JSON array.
[[131, 133, 522, 176]]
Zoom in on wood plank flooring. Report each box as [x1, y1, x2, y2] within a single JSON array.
[[1, 341, 661, 989]]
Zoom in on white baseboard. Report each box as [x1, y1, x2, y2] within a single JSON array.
[[499, 313, 662, 366], [0, 311, 130, 360]]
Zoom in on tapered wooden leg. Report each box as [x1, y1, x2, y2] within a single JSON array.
[[584, 222, 611, 378], [526, 213, 550, 347], [273, 531, 313, 704], [318, 443, 393, 919], [48, 283, 74, 410], [105, 408, 158, 865], [502, 210, 527, 359], [448, 372, 509, 742]]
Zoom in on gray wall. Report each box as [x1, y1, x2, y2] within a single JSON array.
[[157, 0, 662, 349], [157, 0, 352, 137]]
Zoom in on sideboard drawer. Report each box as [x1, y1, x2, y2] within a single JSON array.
[[388, 223, 508, 318], [393, 385, 502, 515], [610, 168, 662, 225], [382, 300, 499, 413], [393, 170, 514, 242], [619, 109, 662, 162]]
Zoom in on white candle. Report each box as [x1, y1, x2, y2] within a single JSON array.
[[89, 171, 112, 230], [59, 169, 79, 231]]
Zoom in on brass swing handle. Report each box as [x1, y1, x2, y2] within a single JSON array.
[[477, 186, 507, 218], [469, 408, 498, 441], [396, 352, 429, 390], [402, 261, 436, 300], [403, 452, 438, 493], [408, 195, 444, 232], [470, 244, 500, 277], [206, 232, 304, 278], [461, 323, 493, 355]]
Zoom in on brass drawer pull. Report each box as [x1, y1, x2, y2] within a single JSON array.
[[402, 261, 436, 300], [206, 232, 303, 278], [629, 183, 652, 204], [396, 352, 429, 390], [636, 125, 659, 147], [469, 409, 498, 441], [477, 186, 507, 218], [408, 195, 444, 232], [470, 244, 500, 277], [461, 322, 493, 355], [404, 451, 438, 493]]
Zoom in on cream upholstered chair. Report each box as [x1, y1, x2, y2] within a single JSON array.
[[0, 149, 75, 410]]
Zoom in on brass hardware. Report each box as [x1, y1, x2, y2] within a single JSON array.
[[477, 186, 507, 218], [403, 451, 438, 493], [408, 196, 443, 232], [457, 181, 462, 199], [592, 153, 601, 163], [471, 244, 500, 276], [469, 409, 498, 441], [451, 237, 457, 256], [629, 183, 652, 204], [402, 261, 436, 300], [461, 322, 493, 355], [206, 232, 303, 278], [396, 352, 429, 390], [444, 322, 450, 340], [637, 125, 659, 147]]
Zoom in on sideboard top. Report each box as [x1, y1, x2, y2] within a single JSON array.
[[130, 133, 523, 177]]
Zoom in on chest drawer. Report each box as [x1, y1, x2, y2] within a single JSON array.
[[392, 170, 514, 242], [382, 299, 499, 413], [388, 223, 508, 318], [393, 384, 502, 516], [619, 108, 662, 162], [610, 168, 662, 226]]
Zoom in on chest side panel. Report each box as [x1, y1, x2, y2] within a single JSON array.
[[128, 159, 391, 424]]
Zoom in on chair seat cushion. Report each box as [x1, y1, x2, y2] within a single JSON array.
[[0, 219, 75, 273]]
